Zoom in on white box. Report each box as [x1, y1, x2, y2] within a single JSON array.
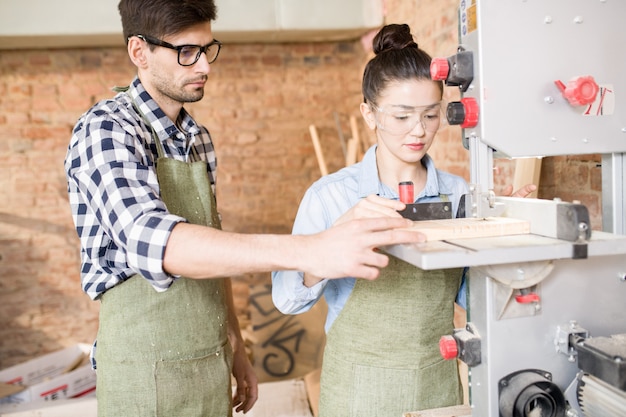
[[0, 344, 95, 409], [0, 397, 97, 417]]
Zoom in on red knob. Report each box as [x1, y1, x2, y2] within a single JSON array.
[[430, 58, 450, 81], [439, 335, 458, 360], [555, 76, 599, 106], [460, 97, 479, 128]]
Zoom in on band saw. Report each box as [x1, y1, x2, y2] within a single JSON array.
[[386, 1, 626, 416]]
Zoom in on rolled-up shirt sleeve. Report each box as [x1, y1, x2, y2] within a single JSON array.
[[271, 270, 326, 314], [67, 110, 185, 296], [125, 213, 183, 290], [272, 186, 336, 314]]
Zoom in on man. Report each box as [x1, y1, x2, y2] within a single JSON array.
[[64, 1, 423, 415]]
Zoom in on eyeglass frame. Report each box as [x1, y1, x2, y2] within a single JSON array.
[[369, 101, 444, 135], [132, 34, 222, 66]]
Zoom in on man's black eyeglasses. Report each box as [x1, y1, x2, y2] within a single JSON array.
[[133, 34, 222, 66]]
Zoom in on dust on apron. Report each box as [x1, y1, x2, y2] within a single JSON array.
[[95, 92, 232, 417], [319, 211, 463, 416]]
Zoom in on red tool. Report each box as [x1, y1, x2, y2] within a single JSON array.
[[398, 181, 414, 204]]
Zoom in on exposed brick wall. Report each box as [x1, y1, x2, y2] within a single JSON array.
[[0, 0, 603, 368], [0, 50, 139, 366], [0, 40, 364, 367]]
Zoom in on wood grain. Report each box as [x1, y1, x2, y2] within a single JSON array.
[[405, 217, 530, 241]]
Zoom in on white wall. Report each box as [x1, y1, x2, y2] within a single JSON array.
[[0, 0, 384, 49]]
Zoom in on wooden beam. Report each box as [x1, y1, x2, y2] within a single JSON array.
[[513, 157, 542, 198], [309, 124, 328, 177], [404, 405, 472, 417]]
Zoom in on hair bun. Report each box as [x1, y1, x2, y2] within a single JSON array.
[[372, 23, 418, 55]]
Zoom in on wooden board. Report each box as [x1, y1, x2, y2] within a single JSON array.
[[233, 379, 313, 417], [403, 405, 472, 417], [0, 382, 25, 399], [249, 285, 326, 383], [303, 368, 321, 417], [405, 217, 530, 241], [513, 157, 541, 198]]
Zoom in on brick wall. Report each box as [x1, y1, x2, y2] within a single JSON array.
[[0, 0, 603, 368], [0, 39, 366, 367]]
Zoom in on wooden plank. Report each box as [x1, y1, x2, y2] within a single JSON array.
[[233, 379, 313, 417], [403, 405, 472, 417], [303, 368, 321, 417], [0, 382, 25, 398], [345, 137, 358, 166], [404, 217, 530, 241], [349, 115, 365, 161], [249, 285, 326, 383], [308, 124, 328, 176], [513, 157, 541, 198]]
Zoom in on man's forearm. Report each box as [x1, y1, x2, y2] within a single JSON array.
[[162, 222, 307, 279], [224, 278, 244, 349], [163, 217, 424, 281]]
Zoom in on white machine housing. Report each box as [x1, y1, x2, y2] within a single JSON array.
[[386, 1, 626, 416]]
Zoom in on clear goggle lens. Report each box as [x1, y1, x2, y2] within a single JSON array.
[[373, 102, 444, 135]]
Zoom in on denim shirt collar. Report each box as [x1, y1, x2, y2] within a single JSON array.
[[356, 144, 451, 201]]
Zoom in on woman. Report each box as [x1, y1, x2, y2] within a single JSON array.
[[272, 23, 469, 417]]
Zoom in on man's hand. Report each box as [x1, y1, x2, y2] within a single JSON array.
[[231, 340, 258, 414], [303, 216, 424, 281]]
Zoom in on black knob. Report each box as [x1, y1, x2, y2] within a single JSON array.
[[446, 101, 466, 125]]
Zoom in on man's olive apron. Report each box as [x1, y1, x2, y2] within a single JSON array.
[[318, 254, 463, 417], [95, 102, 232, 417]]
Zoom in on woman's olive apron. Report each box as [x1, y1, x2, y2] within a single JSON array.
[[319, 252, 463, 416], [95, 97, 232, 417]]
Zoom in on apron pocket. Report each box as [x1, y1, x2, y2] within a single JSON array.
[[155, 345, 233, 417], [351, 360, 460, 417]]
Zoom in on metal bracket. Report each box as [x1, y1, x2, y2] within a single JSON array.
[[459, 184, 505, 219], [554, 321, 589, 362]]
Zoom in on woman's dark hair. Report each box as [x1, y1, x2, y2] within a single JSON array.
[[362, 24, 442, 105], [119, 0, 218, 43]]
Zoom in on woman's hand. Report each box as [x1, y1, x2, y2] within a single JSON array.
[[499, 184, 537, 198], [333, 194, 406, 226]]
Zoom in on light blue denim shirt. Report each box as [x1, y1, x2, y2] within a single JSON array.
[[271, 145, 470, 332]]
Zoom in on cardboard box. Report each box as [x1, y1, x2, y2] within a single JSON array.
[[0, 397, 97, 417], [403, 405, 472, 417], [0, 344, 95, 409]]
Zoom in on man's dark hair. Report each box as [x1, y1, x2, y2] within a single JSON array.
[[118, 0, 218, 43]]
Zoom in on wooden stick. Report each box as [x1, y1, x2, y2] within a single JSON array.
[[349, 115, 366, 160], [345, 137, 358, 166], [333, 112, 347, 159], [309, 124, 328, 176]]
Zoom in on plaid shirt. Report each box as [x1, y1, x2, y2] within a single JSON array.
[[65, 76, 218, 300]]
